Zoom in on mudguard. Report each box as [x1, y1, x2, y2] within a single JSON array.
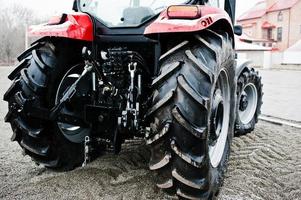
[[29, 13, 93, 41], [145, 6, 233, 37], [236, 59, 252, 78]]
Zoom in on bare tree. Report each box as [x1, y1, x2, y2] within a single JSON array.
[[0, 3, 42, 65]]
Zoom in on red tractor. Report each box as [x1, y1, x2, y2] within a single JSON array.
[[4, 0, 262, 199]]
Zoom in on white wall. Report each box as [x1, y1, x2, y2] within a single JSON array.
[[237, 51, 301, 68], [283, 52, 301, 65], [271, 52, 283, 65], [237, 51, 266, 68]]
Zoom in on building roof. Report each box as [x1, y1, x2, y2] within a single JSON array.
[[235, 37, 272, 51], [239, 33, 269, 42], [237, 1, 266, 21], [238, 0, 300, 21], [285, 39, 301, 52], [267, 0, 299, 12]]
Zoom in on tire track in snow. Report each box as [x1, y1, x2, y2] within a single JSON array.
[[220, 122, 301, 200]]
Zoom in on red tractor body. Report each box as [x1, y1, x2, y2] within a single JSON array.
[[145, 6, 233, 35], [29, 13, 94, 41], [29, 5, 233, 43]]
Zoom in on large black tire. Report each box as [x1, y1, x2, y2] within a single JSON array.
[[235, 67, 263, 136], [4, 40, 89, 170], [147, 30, 236, 199]]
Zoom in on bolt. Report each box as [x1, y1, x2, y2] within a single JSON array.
[[240, 94, 248, 111], [98, 115, 104, 123]]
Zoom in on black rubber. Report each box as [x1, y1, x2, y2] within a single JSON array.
[[147, 30, 236, 199], [4, 40, 87, 170], [235, 67, 263, 136]]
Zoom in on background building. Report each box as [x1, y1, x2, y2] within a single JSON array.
[[237, 0, 301, 51]]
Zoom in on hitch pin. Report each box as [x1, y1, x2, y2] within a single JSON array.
[[92, 72, 96, 91], [82, 136, 91, 167]]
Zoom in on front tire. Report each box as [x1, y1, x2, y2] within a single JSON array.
[[235, 67, 263, 136], [4, 40, 90, 170], [147, 30, 236, 199]]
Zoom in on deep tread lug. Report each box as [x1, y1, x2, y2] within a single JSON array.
[[194, 35, 218, 60], [36, 158, 59, 168], [11, 129, 18, 142], [13, 118, 43, 138], [147, 90, 174, 117], [20, 139, 49, 157], [32, 50, 50, 73], [157, 179, 174, 189], [185, 50, 214, 82], [206, 29, 224, 48], [14, 92, 27, 107], [8, 58, 31, 80], [4, 111, 13, 123], [20, 68, 45, 93], [146, 123, 170, 145], [177, 75, 209, 109], [17, 42, 42, 61], [3, 80, 19, 101], [152, 62, 181, 88], [171, 140, 204, 168], [176, 189, 200, 200], [172, 107, 206, 139], [149, 154, 171, 170], [160, 41, 189, 61], [172, 169, 207, 190]]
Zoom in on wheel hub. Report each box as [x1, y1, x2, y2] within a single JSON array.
[[210, 90, 224, 142], [238, 83, 258, 125], [239, 92, 248, 111], [209, 70, 230, 168]]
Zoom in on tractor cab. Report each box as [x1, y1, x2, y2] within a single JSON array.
[[75, 0, 236, 28], [78, 0, 187, 27]]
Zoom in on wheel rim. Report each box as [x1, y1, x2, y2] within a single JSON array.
[[55, 64, 91, 143], [238, 83, 258, 124], [209, 70, 230, 168]]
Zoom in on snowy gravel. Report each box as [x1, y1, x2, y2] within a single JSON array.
[[0, 67, 300, 200]]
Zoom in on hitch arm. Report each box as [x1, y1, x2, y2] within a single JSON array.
[[49, 65, 93, 120]]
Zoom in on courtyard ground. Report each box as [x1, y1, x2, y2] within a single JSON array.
[[0, 67, 300, 200]]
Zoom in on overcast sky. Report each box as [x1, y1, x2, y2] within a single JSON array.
[[6, 0, 260, 20]]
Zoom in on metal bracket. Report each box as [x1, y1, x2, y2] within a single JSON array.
[[118, 61, 142, 131], [82, 136, 91, 167]]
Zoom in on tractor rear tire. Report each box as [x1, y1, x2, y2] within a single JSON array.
[[235, 67, 263, 136], [4, 40, 89, 170], [147, 30, 236, 199]]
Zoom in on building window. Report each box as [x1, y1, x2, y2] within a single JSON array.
[[267, 29, 273, 40], [278, 12, 283, 22], [277, 27, 283, 41]]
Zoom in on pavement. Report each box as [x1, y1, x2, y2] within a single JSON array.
[[259, 69, 301, 123]]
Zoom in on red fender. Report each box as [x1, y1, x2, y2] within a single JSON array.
[[29, 13, 93, 42], [144, 6, 233, 35]]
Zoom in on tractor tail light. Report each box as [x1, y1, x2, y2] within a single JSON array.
[[167, 5, 201, 19], [48, 14, 67, 25]]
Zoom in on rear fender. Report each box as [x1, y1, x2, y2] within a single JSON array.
[[29, 13, 93, 42], [236, 59, 252, 78], [145, 6, 234, 42]]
